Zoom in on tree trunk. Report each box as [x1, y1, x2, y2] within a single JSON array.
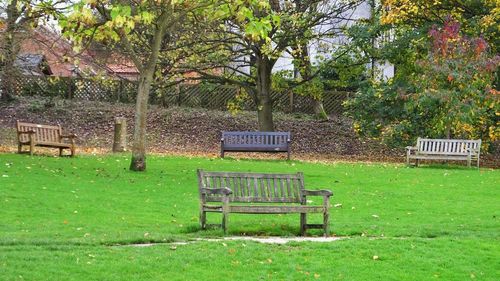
[[312, 99, 328, 120], [130, 71, 154, 171], [295, 44, 328, 120], [445, 121, 452, 139], [128, 10, 171, 171], [255, 56, 275, 131], [0, 0, 20, 101]]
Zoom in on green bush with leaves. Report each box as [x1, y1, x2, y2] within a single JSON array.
[[346, 19, 499, 150]]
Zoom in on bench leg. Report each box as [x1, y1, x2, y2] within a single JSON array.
[[300, 213, 306, 236], [222, 196, 229, 235], [222, 213, 227, 234], [415, 159, 419, 167], [18, 143, 22, 154], [59, 148, 63, 157], [200, 210, 206, 230], [323, 196, 330, 237], [287, 149, 290, 161], [467, 156, 471, 168], [29, 142, 34, 156], [323, 211, 329, 237]]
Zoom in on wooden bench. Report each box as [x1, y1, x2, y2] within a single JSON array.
[[197, 169, 333, 236], [221, 131, 291, 160], [16, 121, 77, 156], [406, 138, 481, 167]]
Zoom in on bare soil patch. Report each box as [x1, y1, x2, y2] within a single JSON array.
[[1, 97, 498, 167]]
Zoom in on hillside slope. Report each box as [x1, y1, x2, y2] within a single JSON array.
[[0, 97, 497, 167]]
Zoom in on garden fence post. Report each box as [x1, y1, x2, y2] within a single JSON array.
[[113, 117, 127, 152]]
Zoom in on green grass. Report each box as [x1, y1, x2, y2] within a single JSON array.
[[0, 153, 499, 280]]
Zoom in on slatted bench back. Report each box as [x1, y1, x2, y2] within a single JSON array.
[[17, 121, 61, 144], [222, 131, 290, 151], [198, 170, 305, 203], [416, 138, 481, 155]]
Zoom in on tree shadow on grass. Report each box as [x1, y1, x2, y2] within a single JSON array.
[[413, 163, 478, 170], [182, 223, 309, 237], [219, 156, 294, 164]]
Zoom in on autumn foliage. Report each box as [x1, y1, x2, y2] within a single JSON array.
[[414, 19, 499, 143], [347, 18, 499, 149]]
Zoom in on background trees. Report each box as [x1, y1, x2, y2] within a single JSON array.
[[346, 17, 499, 149], [63, 0, 205, 171], [185, 0, 362, 130], [0, 0, 66, 101]]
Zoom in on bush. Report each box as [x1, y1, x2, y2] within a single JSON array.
[[346, 19, 500, 151]]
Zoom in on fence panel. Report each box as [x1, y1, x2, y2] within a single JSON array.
[[11, 76, 351, 115]]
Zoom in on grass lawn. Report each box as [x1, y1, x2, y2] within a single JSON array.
[[0, 153, 498, 280]]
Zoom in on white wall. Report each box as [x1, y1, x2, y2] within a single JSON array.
[[230, 1, 394, 80]]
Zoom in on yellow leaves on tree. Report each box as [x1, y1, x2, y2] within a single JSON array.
[[381, 0, 500, 32]]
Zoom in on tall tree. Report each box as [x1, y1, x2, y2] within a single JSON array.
[[0, 0, 65, 101], [64, 0, 203, 171], [186, 0, 361, 130]]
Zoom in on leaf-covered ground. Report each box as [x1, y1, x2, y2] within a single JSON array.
[[0, 97, 498, 167]]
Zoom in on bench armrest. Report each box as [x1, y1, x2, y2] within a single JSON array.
[[406, 146, 417, 151], [60, 134, 77, 139], [287, 138, 291, 143], [221, 137, 224, 143], [200, 187, 232, 196], [17, 130, 35, 135], [466, 147, 480, 153], [302, 189, 333, 197]]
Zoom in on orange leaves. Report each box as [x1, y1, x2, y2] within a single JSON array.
[[489, 89, 500, 95]]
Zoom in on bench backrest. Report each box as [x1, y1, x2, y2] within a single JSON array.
[[198, 170, 305, 203], [222, 131, 290, 149], [16, 121, 62, 144], [416, 138, 481, 156]]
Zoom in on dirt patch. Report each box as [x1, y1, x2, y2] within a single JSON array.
[[1, 96, 498, 167], [125, 236, 344, 247]]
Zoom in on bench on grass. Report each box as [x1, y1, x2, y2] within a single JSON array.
[[221, 131, 291, 160], [197, 169, 333, 236], [16, 121, 77, 157], [406, 138, 481, 167]]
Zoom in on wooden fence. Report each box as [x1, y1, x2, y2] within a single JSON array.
[[11, 76, 351, 115]]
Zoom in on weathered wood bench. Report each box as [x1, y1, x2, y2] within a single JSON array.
[[16, 121, 77, 156], [221, 131, 291, 160], [197, 169, 333, 236], [406, 138, 481, 167]]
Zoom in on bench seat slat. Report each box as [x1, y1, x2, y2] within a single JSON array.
[[28, 142, 72, 148], [229, 205, 325, 214], [408, 155, 472, 160], [203, 205, 325, 214], [223, 144, 288, 148], [205, 197, 300, 203]]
